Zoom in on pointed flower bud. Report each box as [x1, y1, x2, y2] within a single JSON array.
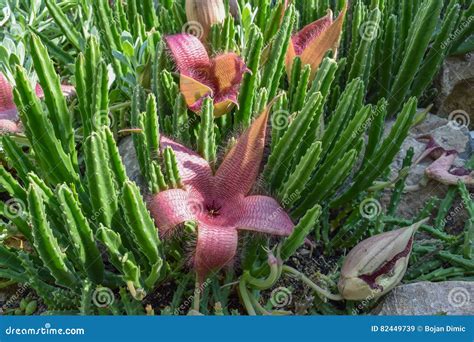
[[185, 0, 226, 40], [338, 220, 426, 300], [286, 2, 347, 81]]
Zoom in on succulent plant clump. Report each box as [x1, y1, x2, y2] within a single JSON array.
[[0, 0, 472, 316]]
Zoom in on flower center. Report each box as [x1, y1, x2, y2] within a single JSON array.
[[205, 200, 221, 218]]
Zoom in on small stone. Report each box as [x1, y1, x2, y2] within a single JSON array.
[[372, 281, 474, 315], [381, 113, 471, 229], [118, 136, 147, 192]]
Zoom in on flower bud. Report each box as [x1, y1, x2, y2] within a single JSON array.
[[338, 220, 426, 301], [185, 0, 226, 40]]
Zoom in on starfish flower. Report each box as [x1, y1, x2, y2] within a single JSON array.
[[0, 72, 74, 134], [285, 3, 347, 80], [148, 106, 295, 281], [165, 34, 249, 117], [417, 136, 474, 186]]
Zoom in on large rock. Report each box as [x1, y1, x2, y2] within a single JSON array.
[[435, 54, 474, 129], [382, 113, 471, 229], [373, 281, 474, 315], [118, 136, 147, 192]]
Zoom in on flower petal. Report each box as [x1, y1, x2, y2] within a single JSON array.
[[425, 151, 474, 186], [0, 73, 16, 119], [194, 222, 238, 282], [165, 34, 210, 76], [160, 136, 213, 199], [148, 188, 197, 236], [291, 11, 333, 56], [180, 74, 213, 111], [213, 99, 237, 117], [210, 53, 248, 116], [415, 135, 446, 163], [211, 53, 248, 94], [213, 105, 271, 201], [0, 119, 20, 134], [286, 4, 347, 80], [235, 195, 294, 235]]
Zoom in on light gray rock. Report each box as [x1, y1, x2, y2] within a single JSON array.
[[381, 113, 471, 229], [373, 281, 474, 315], [435, 54, 474, 129], [118, 136, 147, 192]]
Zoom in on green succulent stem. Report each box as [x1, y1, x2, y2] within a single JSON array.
[[282, 266, 343, 301]]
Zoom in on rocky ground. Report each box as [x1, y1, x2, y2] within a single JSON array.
[[374, 54, 473, 315]]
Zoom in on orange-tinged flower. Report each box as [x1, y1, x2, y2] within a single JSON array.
[[166, 34, 249, 117], [286, 3, 347, 80]]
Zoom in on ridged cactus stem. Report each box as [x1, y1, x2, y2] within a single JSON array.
[[197, 97, 216, 163], [57, 185, 105, 284], [28, 184, 78, 289]]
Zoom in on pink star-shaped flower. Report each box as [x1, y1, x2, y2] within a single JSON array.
[[165, 34, 249, 117], [148, 106, 294, 281]]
